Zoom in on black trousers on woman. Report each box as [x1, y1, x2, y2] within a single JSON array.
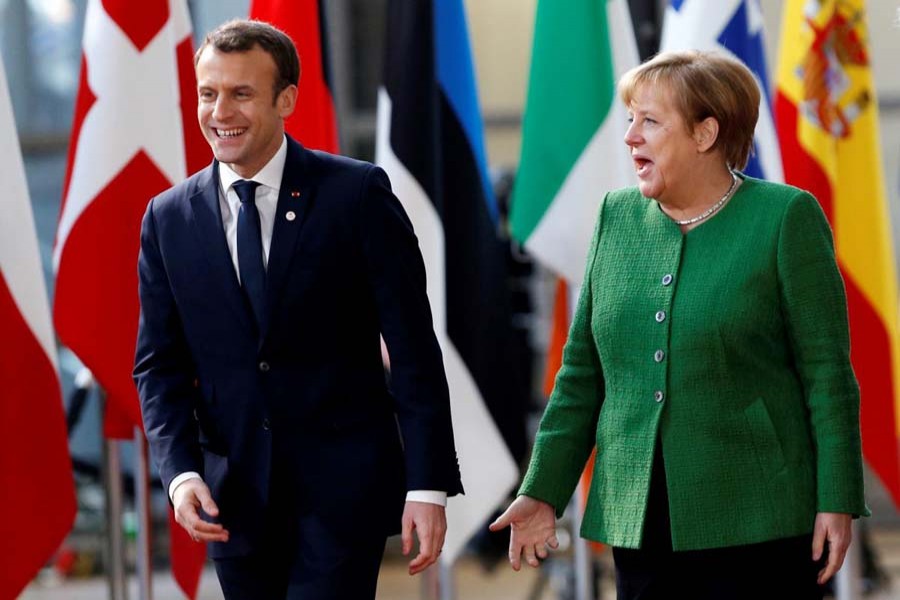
[[612, 441, 826, 600]]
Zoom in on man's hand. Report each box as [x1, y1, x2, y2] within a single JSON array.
[[813, 512, 852, 584], [401, 501, 447, 575], [172, 478, 229, 543], [489, 496, 558, 571]]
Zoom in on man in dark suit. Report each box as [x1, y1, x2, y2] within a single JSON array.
[[133, 19, 462, 599]]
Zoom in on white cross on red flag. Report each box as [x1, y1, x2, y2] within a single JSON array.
[[53, 0, 210, 596]]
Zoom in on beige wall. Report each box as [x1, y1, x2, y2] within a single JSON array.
[[465, 0, 536, 168]]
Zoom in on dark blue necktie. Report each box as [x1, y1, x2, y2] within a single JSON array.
[[233, 179, 266, 332]]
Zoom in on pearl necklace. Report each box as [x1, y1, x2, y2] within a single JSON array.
[[671, 171, 739, 226]]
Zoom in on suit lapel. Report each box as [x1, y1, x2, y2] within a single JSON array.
[[189, 162, 255, 335], [262, 138, 316, 340]]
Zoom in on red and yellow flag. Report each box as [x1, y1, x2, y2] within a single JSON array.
[[776, 0, 900, 505]]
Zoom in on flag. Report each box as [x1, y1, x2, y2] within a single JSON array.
[[0, 59, 77, 599], [376, 0, 519, 564], [660, 0, 783, 181], [510, 0, 639, 547], [52, 0, 210, 595], [510, 0, 639, 285], [248, 0, 339, 152], [776, 0, 900, 505], [511, 0, 639, 443], [543, 280, 570, 399]]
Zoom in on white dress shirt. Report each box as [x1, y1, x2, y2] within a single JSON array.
[[217, 137, 286, 277], [169, 136, 445, 508]]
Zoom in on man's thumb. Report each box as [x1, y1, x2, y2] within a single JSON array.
[[197, 487, 219, 518]]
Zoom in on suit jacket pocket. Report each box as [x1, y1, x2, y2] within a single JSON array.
[[199, 380, 216, 406], [743, 396, 787, 478], [196, 381, 229, 453], [201, 449, 229, 509], [328, 407, 395, 435]]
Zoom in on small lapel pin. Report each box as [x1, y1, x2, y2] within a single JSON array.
[[291, 190, 301, 198], [286, 211, 297, 221]]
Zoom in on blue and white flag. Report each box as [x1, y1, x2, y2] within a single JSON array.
[[661, 0, 782, 181]]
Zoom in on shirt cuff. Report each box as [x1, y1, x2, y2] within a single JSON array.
[[405, 490, 447, 506], [169, 471, 202, 502]]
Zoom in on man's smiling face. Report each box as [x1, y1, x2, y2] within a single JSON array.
[[196, 45, 296, 179]]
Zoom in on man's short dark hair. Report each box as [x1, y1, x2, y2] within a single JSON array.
[[196, 19, 301, 102]]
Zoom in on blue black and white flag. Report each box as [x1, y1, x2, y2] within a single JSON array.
[[661, 0, 783, 181], [375, 0, 519, 564]]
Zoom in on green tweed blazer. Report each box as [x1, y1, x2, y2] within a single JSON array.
[[520, 176, 870, 551]]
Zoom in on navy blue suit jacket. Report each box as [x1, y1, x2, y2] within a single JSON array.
[[134, 136, 462, 558]]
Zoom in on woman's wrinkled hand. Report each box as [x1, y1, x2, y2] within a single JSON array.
[[489, 496, 559, 571], [813, 512, 852, 584]]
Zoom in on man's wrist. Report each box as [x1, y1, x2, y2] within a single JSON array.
[[169, 472, 202, 502]]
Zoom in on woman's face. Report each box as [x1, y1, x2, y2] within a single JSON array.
[[624, 85, 701, 203]]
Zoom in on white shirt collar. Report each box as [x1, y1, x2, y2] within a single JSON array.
[[218, 134, 288, 194]]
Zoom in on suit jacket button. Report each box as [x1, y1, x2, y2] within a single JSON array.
[[262, 418, 271, 431], [258, 361, 270, 372]]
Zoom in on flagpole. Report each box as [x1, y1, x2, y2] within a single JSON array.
[[322, 0, 352, 151], [439, 559, 455, 600], [835, 520, 862, 600], [421, 563, 438, 599], [101, 391, 128, 600], [418, 559, 456, 600], [135, 427, 153, 600], [571, 492, 591, 600]]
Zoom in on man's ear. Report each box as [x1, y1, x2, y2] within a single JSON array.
[[694, 117, 720, 153], [277, 84, 298, 119]]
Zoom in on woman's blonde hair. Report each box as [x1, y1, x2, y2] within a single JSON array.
[[618, 50, 760, 170]]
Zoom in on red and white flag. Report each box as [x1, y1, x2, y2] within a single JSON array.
[[249, 0, 339, 152], [54, 0, 209, 439], [53, 0, 210, 596], [0, 59, 77, 599]]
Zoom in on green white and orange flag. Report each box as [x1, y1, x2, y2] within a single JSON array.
[[510, 0, 639, 536], [511, 0, 638, 389], [776, 0, 900, 505], [510, 0, 638, 286]]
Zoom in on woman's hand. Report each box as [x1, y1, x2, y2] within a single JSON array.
[[812, 512, 852, 584], [489, 496, 559, 570]]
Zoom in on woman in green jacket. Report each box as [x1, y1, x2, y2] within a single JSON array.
[[491, 50, 868, 599]]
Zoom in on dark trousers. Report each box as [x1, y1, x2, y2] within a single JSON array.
[[214, 443, 387, 600], [613, 441, 825, 600], [213, 524, 385, 600]]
